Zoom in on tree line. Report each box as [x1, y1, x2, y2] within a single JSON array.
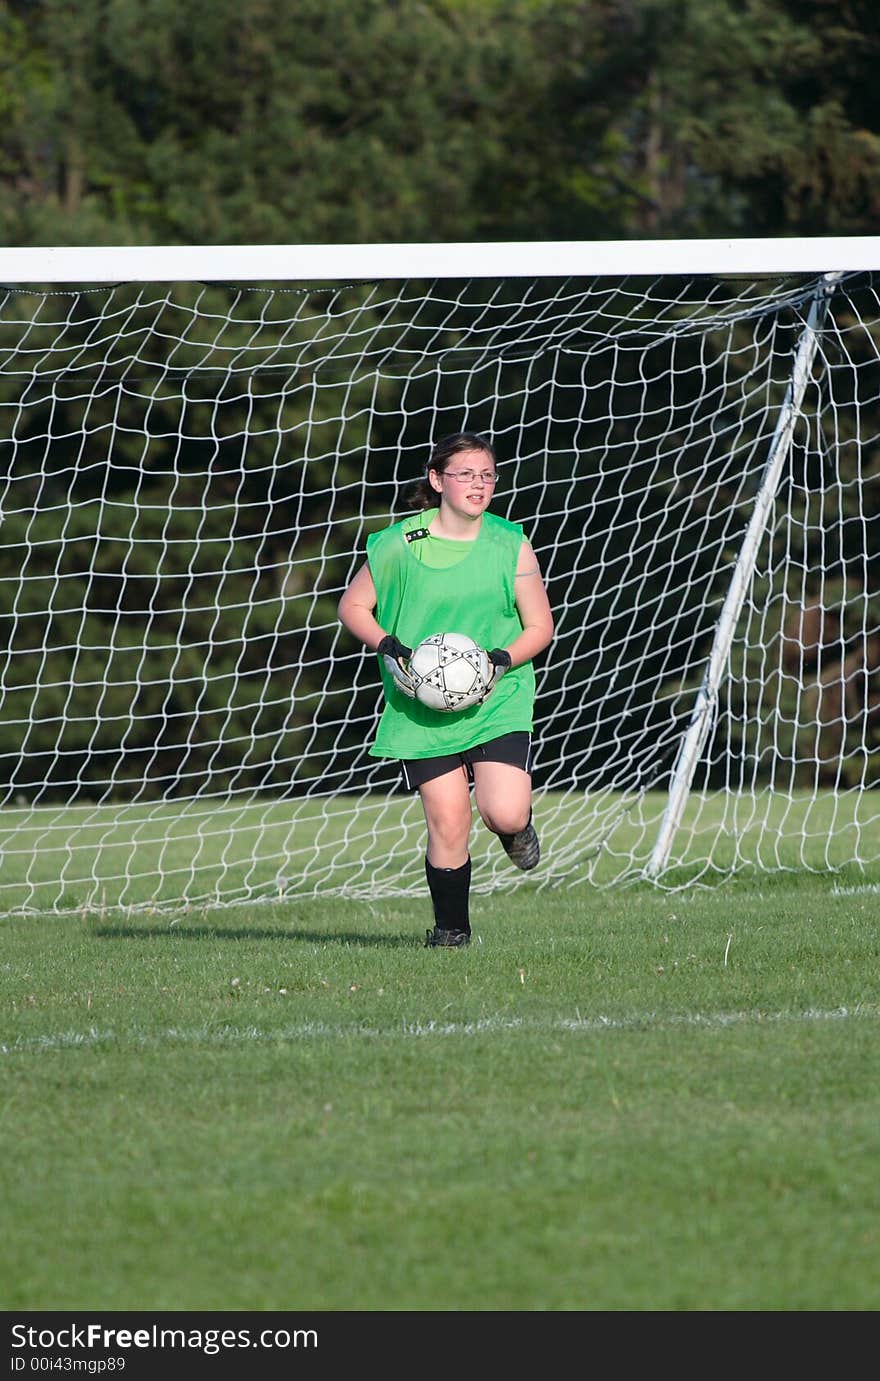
[[0, 1, 877, 803], [2, 0, 879, 247]]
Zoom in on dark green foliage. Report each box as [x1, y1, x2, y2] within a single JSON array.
[[0, 4, 878, 806], [0, 269, 877, 805], [4, 1, 878, 248], [0, 0, 648, 246], [0, 280, 398, 802]]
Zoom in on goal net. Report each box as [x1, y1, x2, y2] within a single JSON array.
[[0, 240, 877, 915]]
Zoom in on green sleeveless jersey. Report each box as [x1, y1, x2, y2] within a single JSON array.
[[366, 508, 536, 760]]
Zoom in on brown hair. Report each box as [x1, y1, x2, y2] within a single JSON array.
[[404, 432, 498, 510]]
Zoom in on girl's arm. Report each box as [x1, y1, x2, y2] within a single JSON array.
[[337, 561, 386, 651], [504, 540, 554, 667]]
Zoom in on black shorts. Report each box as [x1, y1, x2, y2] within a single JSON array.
[[400, 732, 533, 791]]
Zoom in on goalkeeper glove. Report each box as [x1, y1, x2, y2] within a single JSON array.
[[377, 634, 417, 699], [482, 647, 512, 700]]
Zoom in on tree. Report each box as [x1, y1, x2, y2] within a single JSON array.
[[0, 0, 646, 247], [619, 0, 880, 236]]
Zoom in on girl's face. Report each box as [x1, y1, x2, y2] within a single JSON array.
[[429, 448, 497, 519]]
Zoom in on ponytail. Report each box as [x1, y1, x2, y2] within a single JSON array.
[[404, 475, 437, 510]]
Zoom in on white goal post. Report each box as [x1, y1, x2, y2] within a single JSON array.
[[0, 237, 878, 915]]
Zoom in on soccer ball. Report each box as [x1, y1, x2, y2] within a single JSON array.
[[409, 632, 492, 713]]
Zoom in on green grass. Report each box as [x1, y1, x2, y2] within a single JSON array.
[[0, 787, 877, 914], [2, 869, 879, 1311]]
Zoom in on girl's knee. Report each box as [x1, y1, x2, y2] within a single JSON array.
[[479, 805, 530, 837], [426, 812, 471, 852]]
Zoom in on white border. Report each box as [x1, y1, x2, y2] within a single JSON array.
[[2, 1004, 871, 1055], [0, 237, 879, 282]]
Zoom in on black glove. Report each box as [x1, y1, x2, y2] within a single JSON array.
[[486, 648, 512, 673], [377, 635, 416, 698], [481, 647, 512, 702], [377, 635, 413, 663]]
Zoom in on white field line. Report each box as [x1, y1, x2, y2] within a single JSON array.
[[2, 1004, 876, 1056], [830, 882, 880, 896]]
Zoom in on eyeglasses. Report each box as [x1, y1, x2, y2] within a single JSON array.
[[443, 470, 498, 485]]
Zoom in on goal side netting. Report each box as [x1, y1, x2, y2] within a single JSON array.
[[0, 240, 877, 915]]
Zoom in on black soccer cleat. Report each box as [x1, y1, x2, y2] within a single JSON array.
[[424, 925, 471, 948], [500, 819, 541, 871]]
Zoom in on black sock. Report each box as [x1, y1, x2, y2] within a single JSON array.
[[425, 856, 471, 933]]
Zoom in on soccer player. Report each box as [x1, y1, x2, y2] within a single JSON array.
[[337, 432, 554, 947]]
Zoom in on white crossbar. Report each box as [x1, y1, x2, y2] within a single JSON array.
[[1, 237, 880, 283]]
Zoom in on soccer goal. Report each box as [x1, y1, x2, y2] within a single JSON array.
[[0, 238, 878, 916]]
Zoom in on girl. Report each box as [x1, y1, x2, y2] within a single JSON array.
[[337, 432, 554, 947]]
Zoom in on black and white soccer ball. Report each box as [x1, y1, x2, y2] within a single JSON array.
[[409, 632, 492, 713]]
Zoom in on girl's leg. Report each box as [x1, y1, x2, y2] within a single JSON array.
[[417, 766, 473, 945], [472, 760, 540, 870], [472, 760, 531, 835], [418, 765, 471, 868]]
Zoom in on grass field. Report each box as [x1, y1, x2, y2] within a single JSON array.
[[0, 787, 877, 914], [2, 856, 879, 1312]]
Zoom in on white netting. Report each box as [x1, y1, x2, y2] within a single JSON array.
[[0, 263, 877, 914]]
